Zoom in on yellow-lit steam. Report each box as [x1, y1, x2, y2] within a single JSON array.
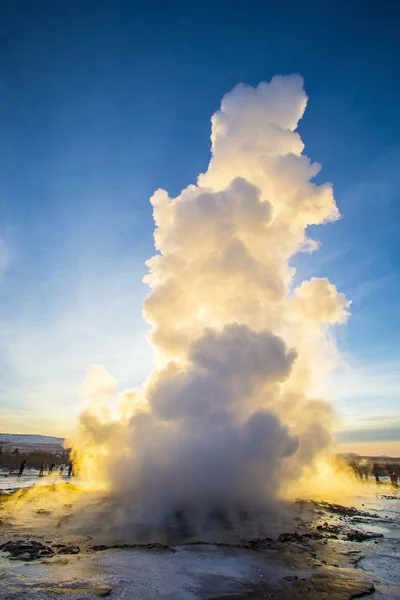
[[67, 75, 354, 522]]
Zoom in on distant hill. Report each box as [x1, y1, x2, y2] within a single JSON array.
[[337, 452, 360, 457], [0, 433, 65, 452], [337, 452, 399, 460]]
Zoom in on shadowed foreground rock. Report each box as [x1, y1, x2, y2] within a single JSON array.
[[214, 572, 375, 600], [0, 539, 80, 560], [0, 583, 112, 597], [0, 490, 398, 599], [89, 542, 174, 553], [346, 530, 383, 542], [0, 540, 54, 561]]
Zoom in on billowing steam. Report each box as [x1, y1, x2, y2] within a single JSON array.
[[71, 75, 350, 532]]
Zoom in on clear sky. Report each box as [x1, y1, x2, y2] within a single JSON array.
[[0, 1, 399, 455]]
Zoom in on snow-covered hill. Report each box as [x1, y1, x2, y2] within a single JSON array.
[[0, 433, 65, 452]]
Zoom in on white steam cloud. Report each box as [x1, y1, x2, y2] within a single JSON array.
[[71, 75, 350, 534]]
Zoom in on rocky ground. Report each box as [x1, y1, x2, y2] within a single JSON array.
[[0, 483, 399, 599]]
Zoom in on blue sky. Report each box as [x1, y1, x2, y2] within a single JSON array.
[[0, 1, 399, 451]]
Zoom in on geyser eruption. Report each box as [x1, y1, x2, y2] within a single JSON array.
[[71, 74, 350, 532]]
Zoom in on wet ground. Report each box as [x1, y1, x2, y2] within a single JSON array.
[[0, 470, 71, 494], [0, 476, 399, 599]]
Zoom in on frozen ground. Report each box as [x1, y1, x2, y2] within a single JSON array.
[[0, 478, 399, 599], [0, 471, 71, 494], [0, 543, 294, 599]]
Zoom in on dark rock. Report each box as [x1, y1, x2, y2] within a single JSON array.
[[0, 539, 54, 561], [347, 530, 383, 542], [19, 585, 112, 597], [242, 537, 275, 551], [278, 531, 323, 543], [89, 542, 174, 553], [53, 543, 80, 555], [90, 544, 109, 552], [302, 500, 377, 519], [316, 521, 341, 534]]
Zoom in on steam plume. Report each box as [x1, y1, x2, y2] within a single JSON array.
[[71, 75, 350, 532]]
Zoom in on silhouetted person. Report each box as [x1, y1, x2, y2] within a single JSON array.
[[67, 463, 73, 477], [18, 459, 27, 477], [372, 463, 380, 483], [39, 461, 46, 477], [48, 462, 56, 475], [59, 464, 65, 477]]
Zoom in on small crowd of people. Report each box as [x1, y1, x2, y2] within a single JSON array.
[[17, 459, 74, 478], [351, 462, 399, 486], [373, 465, 398, 485], [373, 470, 398, 485]]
